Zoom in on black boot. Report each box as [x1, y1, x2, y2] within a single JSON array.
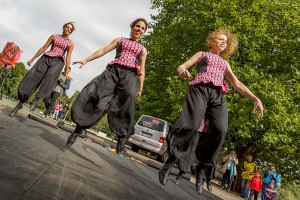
[[158, 154, 176, 186], [207, 180, 212, 192], [158, 167, 172, 186], [9, 101, 23, 117], [116, 136, 126, 154], [196, 168, 205, 195], [30, 97, 39, 111], [205, 165, 214, 192], [66, 127, 83, 147]]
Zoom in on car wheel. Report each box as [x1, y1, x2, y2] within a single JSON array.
[[131, 144, 140, 152]]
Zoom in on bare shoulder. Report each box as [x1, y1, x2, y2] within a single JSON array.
[[143, 47, 147, 54], [49, 34, 55, 39], [114, 37, 122, 43]]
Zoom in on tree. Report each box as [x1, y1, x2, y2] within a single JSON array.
[[2, 62, 28, 98], [138, 0, 300, 183]]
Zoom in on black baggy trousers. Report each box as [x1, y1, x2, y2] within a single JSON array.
[[71, 64, 139, 137], [18, 55, 64, 102], [166, 83, 228, 173]]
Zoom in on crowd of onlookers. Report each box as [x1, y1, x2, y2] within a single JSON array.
[[220, 151, 280, 200]]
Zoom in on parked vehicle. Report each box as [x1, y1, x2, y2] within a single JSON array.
[[128, 115, 170, 163]]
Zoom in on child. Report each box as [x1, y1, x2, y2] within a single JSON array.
[[53, 102, 63, 120], [241, 154, 257, 198], [264, 181, 276, 200], [248, 170, 263, 200]]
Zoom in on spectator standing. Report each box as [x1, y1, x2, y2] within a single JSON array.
[[241, 154, 257, 198], [248, 170, 263, 200], [57, 103, 69, 126], [53, 102, 63, 120], [220, 151, 239, 192], [261, 165, 280, 200]]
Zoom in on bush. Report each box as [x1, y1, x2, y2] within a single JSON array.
[[276, 182, 300, 200]]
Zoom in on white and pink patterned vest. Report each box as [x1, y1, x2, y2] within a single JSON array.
[[189, 51, 229, 94], [45, 34, 72, 63], [108, 38, 144, 76]]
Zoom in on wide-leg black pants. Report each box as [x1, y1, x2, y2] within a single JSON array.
[[17, 55, 64, 102], [71, 64, 139, 136], [167, 83, 228, 173]]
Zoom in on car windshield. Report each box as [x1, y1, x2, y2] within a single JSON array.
[[137, 116, 165, 132]]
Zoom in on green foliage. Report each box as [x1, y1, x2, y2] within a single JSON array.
[[277, 182, 300, 200], [140, 0, 300, 183], [1, 62, 28, 97]]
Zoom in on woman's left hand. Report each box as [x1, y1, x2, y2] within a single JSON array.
[[253, 99, 264, 119], [136, 90, 142, 100]]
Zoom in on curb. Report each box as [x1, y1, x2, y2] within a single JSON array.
[[28, 114, 58, 129]]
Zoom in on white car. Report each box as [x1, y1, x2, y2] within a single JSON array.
[[128, 115, 170, 163]]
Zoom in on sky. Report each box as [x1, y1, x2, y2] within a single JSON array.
[[0, 0, 156, 96]]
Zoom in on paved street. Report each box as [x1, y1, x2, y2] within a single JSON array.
[[0, 103, 223, 200]]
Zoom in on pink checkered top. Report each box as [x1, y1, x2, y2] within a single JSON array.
[[188, 51, 229, 94], [198, 118, 211, 133], [44, 35, 72, 63], [108, 38, 144, 76]]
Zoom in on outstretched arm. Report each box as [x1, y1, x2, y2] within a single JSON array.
[[225, 63, 264, 119], [73, 37, 122, 68], [27, 34, 54, 66], [136, 47, 147, 100], [177, 51, 202, 79]]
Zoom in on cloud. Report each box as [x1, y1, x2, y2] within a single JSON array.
[[0, 0, 156, 96]]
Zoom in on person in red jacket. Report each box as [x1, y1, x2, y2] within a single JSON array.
[[248, 170, 263, 200]]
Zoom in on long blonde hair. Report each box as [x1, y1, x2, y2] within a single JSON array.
[[206, 27, 238, 59]]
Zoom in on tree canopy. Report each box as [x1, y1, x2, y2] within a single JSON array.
[[1, 62, 27, 98], [136, 0, 300, 183]]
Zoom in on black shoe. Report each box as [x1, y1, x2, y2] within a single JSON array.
[[207, 180, 212, 192], [9, 102, 23, 117], [66, 133, 79, 147], [195, 169, 204, 195], [30, 99, 39, 111], [116, 136, 126, 154], [175, 175, 181, 185], [158, 168, 171, 186], [56, 121, 63, 127], [196, 182, 203, 195]]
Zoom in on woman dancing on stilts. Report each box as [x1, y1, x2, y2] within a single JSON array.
[[10, 22, 75, 116], [158, 28, 264, 196], [67, 18, 148, 155]]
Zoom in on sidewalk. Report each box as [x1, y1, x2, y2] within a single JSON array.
[[1, 99, 244, 200]]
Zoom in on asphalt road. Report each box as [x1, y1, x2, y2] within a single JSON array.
[[0, 106, 223, 200]]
